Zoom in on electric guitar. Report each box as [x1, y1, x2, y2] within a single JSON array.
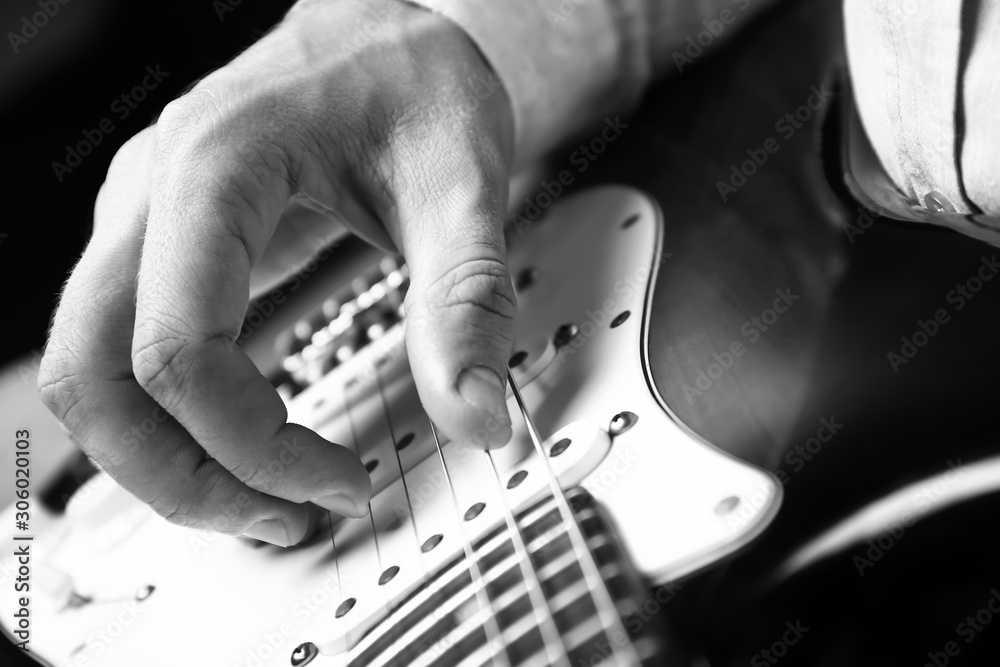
[[6, 0, 1000, 665], [1, 183, 782, 667]]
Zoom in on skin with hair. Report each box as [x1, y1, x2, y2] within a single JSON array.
[[38, 1, 517, 546], [37, 0, 999, 547]]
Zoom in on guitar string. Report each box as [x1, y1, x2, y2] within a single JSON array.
[[506, 370, 643, 667], [483, 448, 572, 667], [427, 419, 512, 667], [374, 362, 422, 557], [326, 379, 353, 605], [335, 342, 628, 663], [327, 511, 343, 602], [342, 378, 384, 576], [338, 366, 507, 665]]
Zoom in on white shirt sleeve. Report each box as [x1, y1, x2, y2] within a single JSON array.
[[405, 0, 653, 166], [405, 0, 776, 166], [845, 0, 1000, 216]]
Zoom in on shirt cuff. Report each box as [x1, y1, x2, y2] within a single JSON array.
[[405, 0, 653, 165], [845, 0, 1000, 216]]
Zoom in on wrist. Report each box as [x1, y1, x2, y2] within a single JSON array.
[[406, 0, 653, 167]]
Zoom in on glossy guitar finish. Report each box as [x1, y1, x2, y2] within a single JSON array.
[[0, 187, 780, 666], [7, 0, 1000, 664], [571, 1, 1000, 665]]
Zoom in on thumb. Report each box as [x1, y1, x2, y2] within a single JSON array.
[[393, 138, 516, 449]]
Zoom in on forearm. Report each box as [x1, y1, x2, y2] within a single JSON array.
[[407, 0, 777, 166]]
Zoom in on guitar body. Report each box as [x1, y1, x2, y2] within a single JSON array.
[[2, 183, 783, 666], [6, 0, 1000, 665]]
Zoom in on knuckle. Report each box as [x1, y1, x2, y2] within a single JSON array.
[[154, 498, 194, 529], [106, 127, 155, 179], [37, 360, 88, 427], [95, 128, 155, 223], [154, 90, 291, 228], [428, 257, 517, 322], [157, 88, 228, 146], [150, 493, 221, 533], [230, 461, 279, 497], [37, 333, 94, 430], [131, 326, 196, 405], [147, 478, 223, 533], [156, 88, 287, 167]]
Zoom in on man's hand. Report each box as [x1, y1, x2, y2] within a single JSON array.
[[37, 0, 516, 546]]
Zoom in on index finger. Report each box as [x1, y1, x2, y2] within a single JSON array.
[[38, 129, 317, 546], [132, 101, 370, 515]]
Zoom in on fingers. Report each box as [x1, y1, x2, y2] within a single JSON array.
[[390, 111, 517, 449], [38, 130, 313, 545], [131, 96, 371, 517], [38, 0, 519, 553]]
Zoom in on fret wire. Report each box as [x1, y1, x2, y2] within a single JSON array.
[[342, 379, 383, 574], [506, 371, 642, 667], [427, 419, 512, 667], [484, 450, 572, 667], [374, 365, 422, 556]]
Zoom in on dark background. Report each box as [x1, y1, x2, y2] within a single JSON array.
[[3, 1, 1000, 666], [0, 2, 294, 664], [0, 0, 297, 367]]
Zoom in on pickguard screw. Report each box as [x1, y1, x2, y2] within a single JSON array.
[[549, 438, 572, 457], [515, 267, 539, 291], [291, 642, 319, 666], [554, 323, 580, 347], [715, 496, 741, 516], [335, 598, 356, 618], [509, 350, 529, 367], [610, 311, 631, 328], [609, 412, 638, 436]]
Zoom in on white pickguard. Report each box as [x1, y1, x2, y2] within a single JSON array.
[[0, 186, 781, 667]]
